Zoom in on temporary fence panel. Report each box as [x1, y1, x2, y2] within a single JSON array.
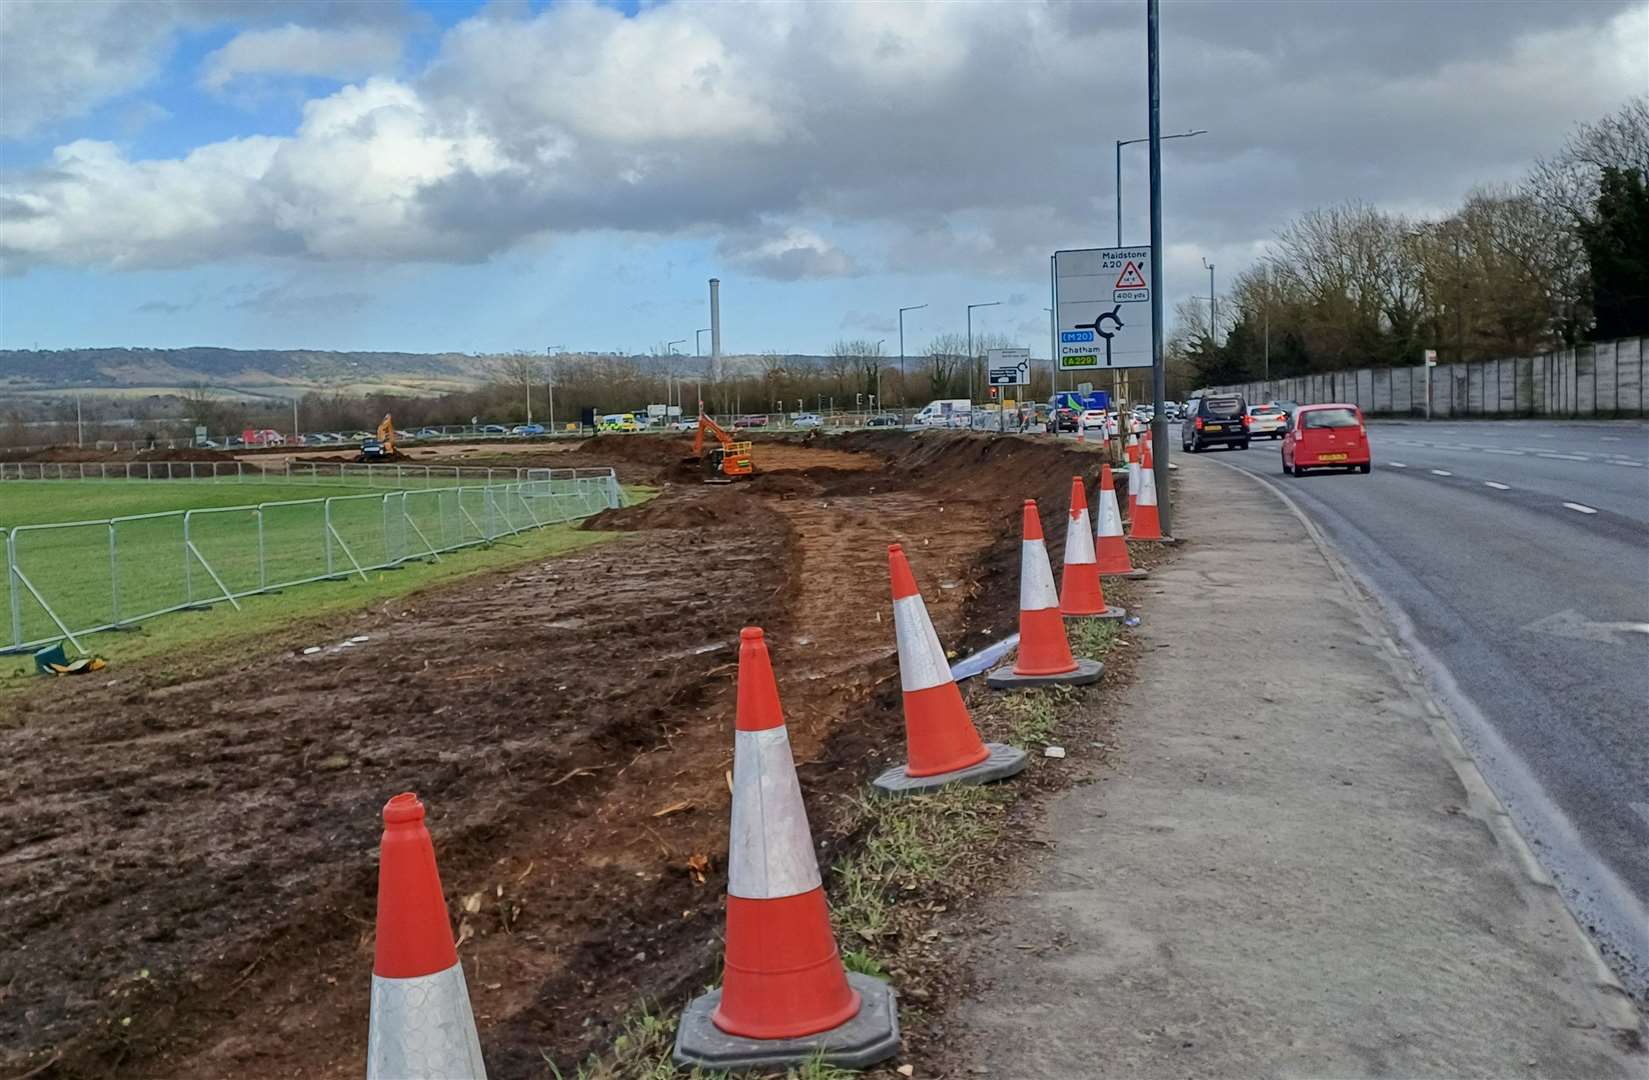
[[2, 469, 620, 654]]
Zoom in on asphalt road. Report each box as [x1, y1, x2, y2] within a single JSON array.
[[1191, 418, 1649, 1002]]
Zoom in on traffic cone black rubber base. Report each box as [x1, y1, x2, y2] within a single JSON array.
[[986, 658, 1104, 690], [871, 742, 1028, 798], [1067, 605, 1127, 622], [1129, 535, 1180, 545], [1100, 568, 1151, 580], [673, 972, 900, 1071]]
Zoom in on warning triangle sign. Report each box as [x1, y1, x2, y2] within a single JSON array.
[[1114, 260, 1148, 289]]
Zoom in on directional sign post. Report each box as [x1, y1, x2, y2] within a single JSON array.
[[1053, 247, 1153, 372], [987, 348, 1031, 432]]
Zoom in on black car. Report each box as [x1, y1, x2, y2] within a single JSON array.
[[865, 414, 901, 428], [1181, 394, 1250, 451], [1046, 405, 1079, 433]]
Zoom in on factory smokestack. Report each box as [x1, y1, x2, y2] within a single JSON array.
[[709, 277, 722, 384]]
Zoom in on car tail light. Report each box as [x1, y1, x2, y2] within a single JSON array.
[[1241, 415, 1252, 427], [1193, 416, 1204, 430]]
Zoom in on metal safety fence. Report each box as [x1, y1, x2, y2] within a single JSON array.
[[0, 460, 617, 489], [2, 469, 621, 655]]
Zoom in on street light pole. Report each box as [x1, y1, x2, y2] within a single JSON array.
[[967, 301, 1001, 402], [899, 304, 927, 410], [874, 338, 886, 417], [545, 345, 563, 433], [1148, 0, 1172, 536], [1116, 128, 1206, 246], [1202, 257, 1216, 342]]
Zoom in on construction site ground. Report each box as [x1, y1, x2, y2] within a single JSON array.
[[0, 430, 1154, 1079]]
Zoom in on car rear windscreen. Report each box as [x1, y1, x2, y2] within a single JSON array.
[[1302, 407, 1359, 429], [1204, 397, 1243, 418]]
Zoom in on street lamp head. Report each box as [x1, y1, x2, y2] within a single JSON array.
[[1202, 256, 1214, 271]]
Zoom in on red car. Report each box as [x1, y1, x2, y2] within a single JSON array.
[[731, 414, 769, 429], [1282, 403, 1372, 476]]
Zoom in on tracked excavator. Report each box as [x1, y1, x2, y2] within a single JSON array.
[[690, 411, 754, 482], [355, 414, 397, 462]]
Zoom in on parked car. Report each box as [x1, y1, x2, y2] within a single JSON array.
[[481, 424, 508, 435], [510, 423, 546, 436], [1246, 404, 1288, 439], [1181, 393, 1251, 452], [416, 428, 442, 439], [1283, 403, 1371, 475], [791, 413, 824, 430], [732, 414, 769, 429], [865, 413, 901, 428]]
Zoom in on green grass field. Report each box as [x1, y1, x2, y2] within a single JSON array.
[[2, 479, 626, 682]]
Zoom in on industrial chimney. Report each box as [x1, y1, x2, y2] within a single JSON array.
[[709, 277, 722, 384]]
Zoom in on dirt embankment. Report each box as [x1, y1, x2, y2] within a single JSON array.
[[0, 429, 1132, 1079]]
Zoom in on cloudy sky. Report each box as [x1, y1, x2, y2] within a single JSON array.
[[1, 0, 1644, 357]]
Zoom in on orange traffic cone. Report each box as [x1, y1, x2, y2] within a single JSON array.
[[675, 629, 900, 1071], [1059, 477, 1125, 620], [874, 546, 1026, 795], [1094, 465, 1148, 579], [1126, 434, 1142, 517], [988, 501, 1104, 689], [1128, 443, 1174, 542], [367, 793, 488, 1080]]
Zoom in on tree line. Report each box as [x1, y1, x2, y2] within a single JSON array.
[[1176, 98, 1649, 388]]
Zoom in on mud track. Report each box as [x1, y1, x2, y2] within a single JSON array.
[[1, 431, 1125, 1078]]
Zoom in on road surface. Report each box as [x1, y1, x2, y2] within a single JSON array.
[[1196, 418, 1649, 1002]]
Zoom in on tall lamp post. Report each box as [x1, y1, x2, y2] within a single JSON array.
[[899, 304, 927, 410], [544, 344, 564, 433], [665, 339, 686, 415], [1201, 257, 1216, 342], [695, 328, 710, 413], [966, 301, 1001, 402], [1116, 128, 1206, 245], [873, 338, 886, 415]]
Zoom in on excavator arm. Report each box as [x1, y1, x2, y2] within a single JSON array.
[[375, 414, 395, 456], [691, 411, 753, 481]]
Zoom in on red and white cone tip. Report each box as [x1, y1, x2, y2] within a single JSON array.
[[1016, 498, 1078, 676], [1068, 476, 1088, 516], [1060, 479, 1107, 616], [1021, 499, 1044, 542], [368, 793, 488, 1080]]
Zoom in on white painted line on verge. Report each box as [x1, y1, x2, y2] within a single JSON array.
[[1562, 502, 1598, 515], [1608, 460, 1645, 468], [1481, 448, 1525, 456], [1430, 469, 1453, 476], [1485, 481, 1510, 490], [1388, 461, 1408, 468], [1537, 452, 1589, 461]]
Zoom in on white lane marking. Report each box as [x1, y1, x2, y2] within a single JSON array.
[[1388, 461, 1408, 468], [1601, 436, 1621, 442], [1482, 448, 1525, 456], [1608, 460, 1645, 468], [1485, 481, 1510, 490], [1537, 452, 1589, 461], [1537, 434, 1555, 439], [1562, 502, 1598, 515], [1430, 469, 1453, 476]]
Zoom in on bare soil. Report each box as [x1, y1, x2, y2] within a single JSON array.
[[0, 429, 1145, 1079]]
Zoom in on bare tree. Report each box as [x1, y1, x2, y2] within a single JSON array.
[[496, 352, 544, 422], [922, 333, 968, 399]]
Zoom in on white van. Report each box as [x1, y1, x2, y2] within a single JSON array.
[[914, 399, 971, 427]]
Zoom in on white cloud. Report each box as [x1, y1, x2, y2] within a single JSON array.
[[201, 23, 404, 92], [719, 226, 857, 280], [0, 1, 185, 138], [2, 0, 1644, 283]]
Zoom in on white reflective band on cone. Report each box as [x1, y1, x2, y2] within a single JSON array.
[[1139, 468, 1158, 505], [728, 727, 822, 899], [893, 593, 951, 693], [1097, 493, 1124, 537], [367, 964, 488, 1080], [1020, 540, 1060, 611], [1064, 509, 1096, 564]]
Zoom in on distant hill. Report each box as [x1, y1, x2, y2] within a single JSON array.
[[0, 347, 490, 401], [0, 347, 841, 401]]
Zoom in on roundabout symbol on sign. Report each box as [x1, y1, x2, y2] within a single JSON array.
[[1077, 305, 1125, 367]]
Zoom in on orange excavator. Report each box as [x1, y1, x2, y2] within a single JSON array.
[[691, 410, 754, 482]]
